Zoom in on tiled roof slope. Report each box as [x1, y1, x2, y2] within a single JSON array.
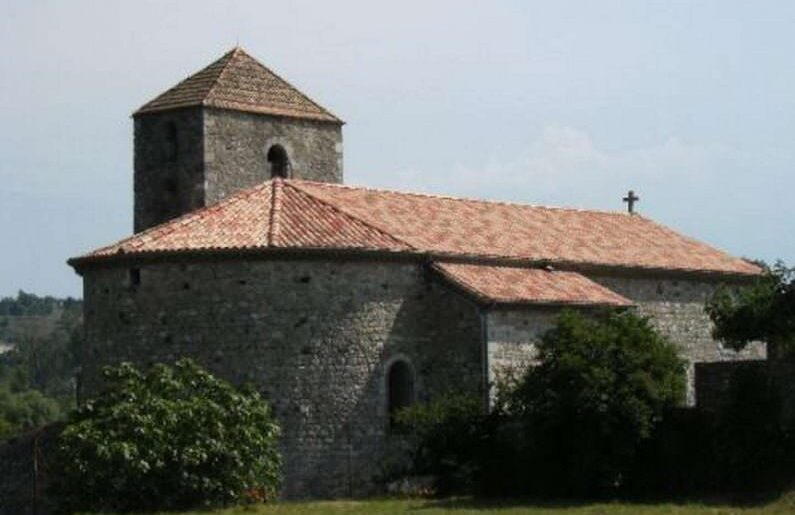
[[295, 181, 760, 276], [72, 179, 760, 277], [82, 180, 409, 258], [134, 47, 341, 123], [433, 262, 633, 306]]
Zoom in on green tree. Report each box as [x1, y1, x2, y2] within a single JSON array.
[[706, 261, 794, 357], [0, 301, 82, 409], [54, 359, 281, 513], [511, 310, 685, 496], [0, 383, 62, 440]]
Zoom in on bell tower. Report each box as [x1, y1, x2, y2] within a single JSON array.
[[132, 47, 343, 233]]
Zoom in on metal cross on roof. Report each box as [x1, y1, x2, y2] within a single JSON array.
[[623, 190, 639, 214]]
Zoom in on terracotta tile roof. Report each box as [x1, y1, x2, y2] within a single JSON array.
[[72, 179, 760, 277], [292, 181, 760, 276], [83, 180, 409, 258], [433, 262, 633, 306], [134, 47, 341, 123]]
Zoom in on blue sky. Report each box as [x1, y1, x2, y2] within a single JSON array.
[[1, 1, 793, 298]]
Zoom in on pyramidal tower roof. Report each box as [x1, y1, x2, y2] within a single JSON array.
[[134, 47, 342, 123]]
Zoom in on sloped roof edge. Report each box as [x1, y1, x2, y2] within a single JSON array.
[[69, 179, 762, 278], [133, 47, 342, 123], [431, 262, 634, 307]]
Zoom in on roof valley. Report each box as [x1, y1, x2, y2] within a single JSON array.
[[285, 181, 416, 251]]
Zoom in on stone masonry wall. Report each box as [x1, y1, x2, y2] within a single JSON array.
[[134, 108, 205, 232], [482, 274, 766, 407], [203, 109, 342, 205], [77, 259, 768, 497], [485, 309, 557, 400], [133, 108, 342, 233], [591, 274, 766, 405], [80, 258, 481, 498]]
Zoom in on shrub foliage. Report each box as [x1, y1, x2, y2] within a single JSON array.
[[510, 310, 686, 496], [395, 394, 488, 494], [398, 310, 686, 498], [706, 261, 794, 355], [0, 384, 61, 439], [54, 359, 281, 513]]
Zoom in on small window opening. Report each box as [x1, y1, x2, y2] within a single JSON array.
[[164, 122, 178, 163], [267, 144, 290, 178], [129, 268, 141, 287], [387, 360, 414, 429]]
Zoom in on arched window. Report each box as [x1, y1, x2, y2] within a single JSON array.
[[387, 360, 414, 427], [164, 122, 178, 163], [267, 144, 290, 178]]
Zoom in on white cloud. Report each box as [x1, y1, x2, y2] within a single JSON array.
[[385, 126, 733, 211], [380, 126, 794, 267]]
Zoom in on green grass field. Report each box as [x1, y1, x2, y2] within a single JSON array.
[[127, 493, 795, 515]]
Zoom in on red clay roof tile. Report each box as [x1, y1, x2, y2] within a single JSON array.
[[73, 179, 760, 277], [83, 180, 409, 258], [292, 181, 760, 276], [433, 262, 633, 306]]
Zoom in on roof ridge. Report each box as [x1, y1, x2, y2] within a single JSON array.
[[133, 49, 234, 116], [293, 179, 631, 217], [237, 49, 342, 123], [284, 181, 415, 250], [267, 179, 283, 246], [202, 47, 240, 107]]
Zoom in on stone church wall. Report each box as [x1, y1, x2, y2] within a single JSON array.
[[590, 274, 766, 404], [485, 309, 556, 399], [481, 274, 766, 406], [203, 109, 342, 204], [77, 260, 767, 497], [79, 257, 481, 498]]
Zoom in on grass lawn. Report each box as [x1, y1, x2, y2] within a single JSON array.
[[130, 493, 795, 515]]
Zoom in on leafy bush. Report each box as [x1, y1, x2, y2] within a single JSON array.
[[53, 359, 281, 513], [510, 310, 686, 497], [0, 383, 62, 440], [396, 311, 686, 498], [395, 394, 488, 494], [706, 261, 794, 357]]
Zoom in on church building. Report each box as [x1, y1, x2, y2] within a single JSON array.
[[69, 48, 765, 497]]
